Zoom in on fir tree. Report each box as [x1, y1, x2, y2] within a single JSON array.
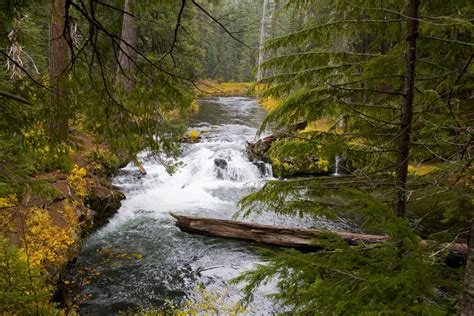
[[238, 0, 473, 313]]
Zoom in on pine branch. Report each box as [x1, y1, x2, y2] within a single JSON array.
[[0, 90, 32, 105], [419, 36, 474, 47]]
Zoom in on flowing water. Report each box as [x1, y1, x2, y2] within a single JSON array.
[[71, 97, 339, 315], [333, 155, 341, 176]]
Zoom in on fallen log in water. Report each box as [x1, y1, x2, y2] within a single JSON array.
[[169, 213, 468, 258], [170, 212, 389, 248]]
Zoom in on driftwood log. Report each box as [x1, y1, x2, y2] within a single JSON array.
[[170, 212, 389, 248], [170, 213, 468, 258]]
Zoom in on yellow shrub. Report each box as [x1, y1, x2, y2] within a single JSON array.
[[317, 159, 330, 172], [24, 127, 74, 171], [187, 130, 201, 143], [67, 164, 89, 200], [23, 207, 76, 269], [0, 195, 17, 208], [0, 239, 60, 315]]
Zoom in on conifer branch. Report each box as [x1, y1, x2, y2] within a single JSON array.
[[325, 80, 405, 96], [0, 90, 32, 105], [419, 36, 474, 47]]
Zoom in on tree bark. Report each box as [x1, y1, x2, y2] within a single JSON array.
[[458, 221, 474, 315], [116, 0, 138, 91], [395, 0, 419, 218], [48, 0, 70, 142]]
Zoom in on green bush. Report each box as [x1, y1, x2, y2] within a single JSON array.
[[0, 239, 61, 315], [87, 148, 121, 175]]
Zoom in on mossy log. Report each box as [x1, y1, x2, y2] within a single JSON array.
[[169, 213, 468, 259]]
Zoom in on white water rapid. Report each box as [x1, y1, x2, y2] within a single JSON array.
[[70, 97, 344, 315]]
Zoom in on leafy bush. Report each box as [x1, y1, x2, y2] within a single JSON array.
[[187, 130, 201, 143], [87, 148, 121, 176], [67, 164, 89, 200], [24, 129, 74, 172], [23, 207, 77, 270]]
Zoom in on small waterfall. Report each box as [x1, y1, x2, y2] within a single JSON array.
[[256, 0, 270, 82], [71, 97, 345, 315], [333, 155, 341, 176]]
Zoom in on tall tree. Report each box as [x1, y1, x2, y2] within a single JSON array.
[[238, 0, 473, 313], [48, 0, 69, 142], [116, 0, 137, 91], [395, 0, 419, 218]]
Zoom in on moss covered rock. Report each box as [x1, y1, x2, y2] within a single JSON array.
[[271, 156, 330, 177]]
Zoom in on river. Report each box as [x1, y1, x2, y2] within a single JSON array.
[[71, 97, 333, 315]]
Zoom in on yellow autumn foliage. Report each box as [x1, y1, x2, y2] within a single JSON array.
[[67, 164, 89, 200], [23, 127, 74, 171], [187, 130, 201, 143], [0, 195, 16, 208], [198, 80, 253, 96], [317, 158, 330, 171], [408, 164, 440, 176], [257, 96, 279, 112], [300, 118, 343, 133], [23, 207, 76, 270]]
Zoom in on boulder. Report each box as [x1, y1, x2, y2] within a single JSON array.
[[246, 135, 276, 162], [214, 158, 228, 169], [252, 161, 271, 177], [245, 121, 307, 162]]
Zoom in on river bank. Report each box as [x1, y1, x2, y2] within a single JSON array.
[[1, 131, 127, 313]]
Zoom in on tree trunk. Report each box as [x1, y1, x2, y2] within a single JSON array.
[[171, 213, 391, 248], [171, 213, 467, 262], [458, 221, 474, 315], [116, 0, 138, 91], [395, 0, 419, 218], [48, 0, 69, 142]]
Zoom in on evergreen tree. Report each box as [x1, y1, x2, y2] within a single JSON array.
[[48, 0, 70, 143], [237, 0, 473, 313]]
